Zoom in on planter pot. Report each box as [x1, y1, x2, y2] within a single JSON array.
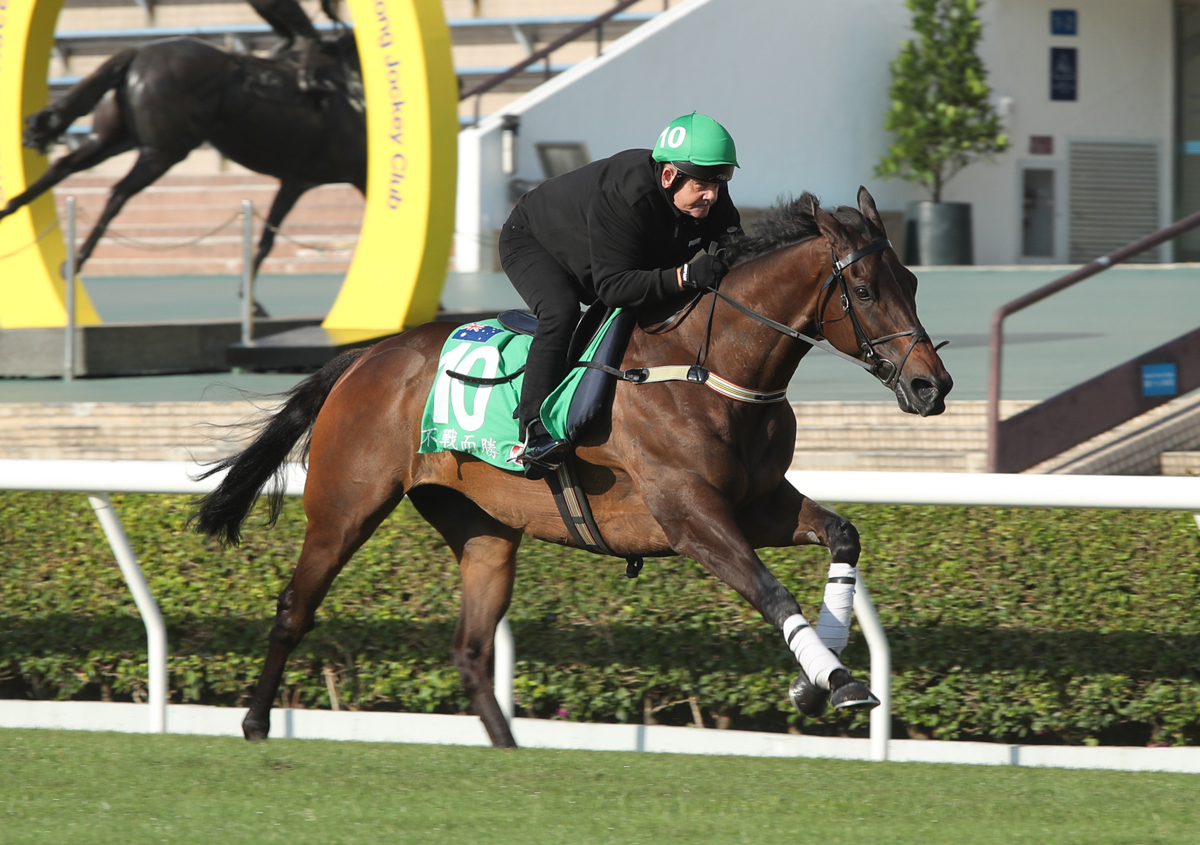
[[905, 201, 973, 266]]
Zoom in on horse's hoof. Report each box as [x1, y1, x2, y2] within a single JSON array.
[[830, 678, 880, 711], [242, 716, 270, 742], [788, 668, 829, 717]]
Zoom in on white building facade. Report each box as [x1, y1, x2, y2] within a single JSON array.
[[455, 0, 1185, 270]]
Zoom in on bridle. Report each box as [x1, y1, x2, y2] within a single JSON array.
[[711, 239, 946, 389]]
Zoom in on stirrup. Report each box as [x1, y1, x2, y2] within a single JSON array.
[[516, 432, 572, 470]]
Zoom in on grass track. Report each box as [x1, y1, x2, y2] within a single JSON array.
[[1, 728, 1197, 843]]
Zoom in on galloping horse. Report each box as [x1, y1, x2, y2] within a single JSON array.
[[194, 188, 953, 747], [0, 32, 364, 284]]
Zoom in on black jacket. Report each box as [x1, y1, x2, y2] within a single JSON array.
[[508, 149, 741, 309]]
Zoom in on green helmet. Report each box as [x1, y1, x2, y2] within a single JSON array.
[[652, 113, 739, 183]]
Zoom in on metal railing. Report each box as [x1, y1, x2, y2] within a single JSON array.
[[4, 460, 1199, 758], [987, 208, 1200, 473], [459, 0, 646, 123]]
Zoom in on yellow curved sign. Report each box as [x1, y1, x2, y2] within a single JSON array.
[[327, 0, 457, 331], [0, 0, 454, 331], [0, 0, 100, 327]]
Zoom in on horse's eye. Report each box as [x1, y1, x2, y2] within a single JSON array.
[[854, 286, 872, 301]]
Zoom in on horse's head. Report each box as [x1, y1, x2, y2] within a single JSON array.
[[810, 188, 953, 416]]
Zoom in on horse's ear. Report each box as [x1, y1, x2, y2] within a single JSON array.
[[857, 186, 887, 238], [813, 205, 854, 252]]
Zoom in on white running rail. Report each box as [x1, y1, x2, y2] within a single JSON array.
[[1, 459, 1197, 761]]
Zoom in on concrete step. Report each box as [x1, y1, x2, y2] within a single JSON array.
[[1028, 391, 1200, 475], [1, 398, 1186, 474], [789, 400, 1035, 472], [791, 450, 988, 474], [0, 401, 270, 462], [1162, 452, 1200, 476], [0, 400, 992, 468]]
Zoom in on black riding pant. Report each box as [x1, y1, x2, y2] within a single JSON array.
[[499, 220, 586, 436]]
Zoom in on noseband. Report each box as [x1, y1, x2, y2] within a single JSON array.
[[814, 240, 947, 388], [713, 239, 945, 389]]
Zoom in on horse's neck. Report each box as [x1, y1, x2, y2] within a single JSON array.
[[636, 239, 827, 391]]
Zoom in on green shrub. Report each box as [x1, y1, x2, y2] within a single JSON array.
[[2, 491, 1197, 746]]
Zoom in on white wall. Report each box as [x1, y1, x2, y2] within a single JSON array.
[[960, 0, 1174, 263], [455, 0, 1175, 270]]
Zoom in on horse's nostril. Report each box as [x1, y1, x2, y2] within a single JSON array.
[[910, 378, 936, 399]]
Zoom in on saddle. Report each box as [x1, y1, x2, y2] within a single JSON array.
[[497, 302, 637, 443], [496, 304, 644, 577]]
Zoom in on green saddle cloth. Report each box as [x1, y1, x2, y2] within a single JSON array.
[[418, 311, 621, 470]]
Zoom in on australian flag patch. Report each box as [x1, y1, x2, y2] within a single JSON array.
[[452, 322, 503, 342]]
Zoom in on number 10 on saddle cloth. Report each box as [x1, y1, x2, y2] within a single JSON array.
[[418, 311, 623, 469]]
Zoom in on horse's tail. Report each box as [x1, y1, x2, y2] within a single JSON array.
[[23, 47, 137, 153], [191, 348, 367, 546]]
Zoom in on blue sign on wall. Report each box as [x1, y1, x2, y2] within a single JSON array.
[[1142, 363, 1178, 397], [1051, 47, 1077, 101], [1051, 10, 1077, 36]]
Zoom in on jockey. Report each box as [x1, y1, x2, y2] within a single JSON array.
[[246, 0, 332, 91], [501, 112, 743, 473]]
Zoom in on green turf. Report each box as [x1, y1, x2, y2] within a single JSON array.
[[1, 728, 1196, 843]]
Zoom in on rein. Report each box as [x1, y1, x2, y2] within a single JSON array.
[[592, 238, 945, 403]]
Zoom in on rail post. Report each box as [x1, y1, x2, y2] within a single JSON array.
[[87, 493, 167, 733], [63, 196, 77, 382], [240, 199, 254, 347], [854, 580, 891, 762]]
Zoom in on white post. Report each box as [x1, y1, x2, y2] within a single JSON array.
[[454, 126, 484, 272], [87, 494, 167, 733], [63, 196, 77, 382], [853, 578, 891, 762], [494, 615, 515, 722], [240, 200, 254, 346]]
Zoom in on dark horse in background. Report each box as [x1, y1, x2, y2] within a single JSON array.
[[0, 30, 365, 289], [193, 189, 954, 748]]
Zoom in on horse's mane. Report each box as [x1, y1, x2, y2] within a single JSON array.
[[722, 192, 883, 266]]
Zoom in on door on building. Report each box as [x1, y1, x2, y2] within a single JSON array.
[[1177, 1, 1200, 260], [1018, 161, 1066, 263]]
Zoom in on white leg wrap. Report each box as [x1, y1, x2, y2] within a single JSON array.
[[814, 563, 857, 655], [782, 613, 845, 690]]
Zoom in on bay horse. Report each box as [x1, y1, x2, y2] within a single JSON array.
[[0, 32, 364, 286], [193, 188, 953, 747]]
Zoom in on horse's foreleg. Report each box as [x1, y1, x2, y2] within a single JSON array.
[[740, 481, 861, 655], [644, 478, 876, 711], [242, 475, 405, 741], [408, 485, 520, 748], [737, 482, 867, 715]]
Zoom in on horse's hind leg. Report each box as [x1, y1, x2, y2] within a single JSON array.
[[242, 467, 405, 741], [408, 485, 520, 748], [0, 95, 134, 223]]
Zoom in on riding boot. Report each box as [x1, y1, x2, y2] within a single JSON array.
[[516, 420, 572, 476]]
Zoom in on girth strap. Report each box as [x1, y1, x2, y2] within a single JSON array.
[[578, 361, 789, 404], [545, 457, 644, 578]]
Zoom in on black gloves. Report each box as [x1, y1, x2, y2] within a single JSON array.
[[680, 253, 728, 291]]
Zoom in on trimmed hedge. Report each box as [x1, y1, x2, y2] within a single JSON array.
[[2, 491, 1198, 746]]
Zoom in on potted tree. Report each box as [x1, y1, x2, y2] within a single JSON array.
[[876, 0, 1008, 265]]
